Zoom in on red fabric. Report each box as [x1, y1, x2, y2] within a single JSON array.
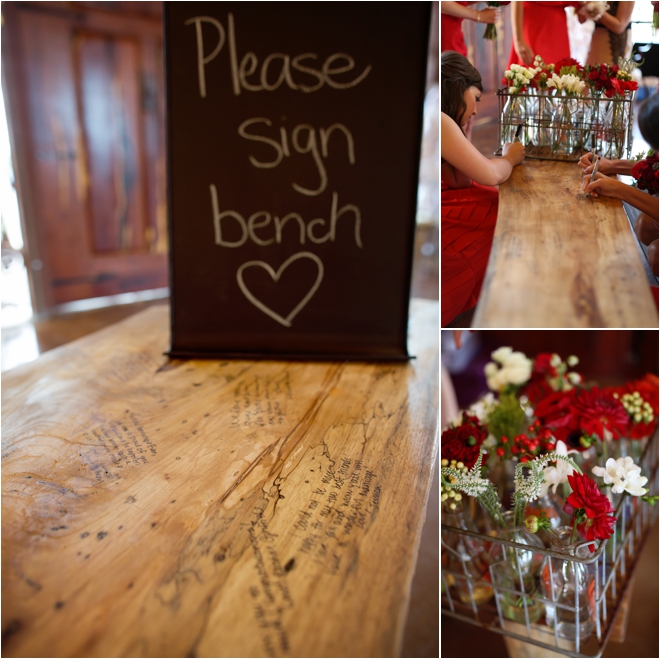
[[652, 286, 659, 310], [441, 181, 499, 326], [441, 1, 469, 57], [507, 2, 581, 67]]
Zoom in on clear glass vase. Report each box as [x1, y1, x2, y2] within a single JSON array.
[[491, 511, 546, 623], [502, 92, 525, 144], [601, 98, 626, 159], [540, 527, 596, 642], [441, 502, 495, 606], [530, 89, 553, 147], [552, 96, 577, 156]]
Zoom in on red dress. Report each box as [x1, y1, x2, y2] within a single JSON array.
[[507, 2, 581, 67], [441, 180, 499, 327], [441, 1, 469, 56]]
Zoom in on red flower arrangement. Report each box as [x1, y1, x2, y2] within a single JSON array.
[[631, 150, 659, 197], [563, 473, 616, 551], [533, 387, 629, 449], [441, 414, 487, 469], [554, 57, 583, 76]]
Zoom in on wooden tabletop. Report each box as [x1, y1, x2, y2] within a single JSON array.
[[472, 160, 658, 328], [1, 300, 438, 658]]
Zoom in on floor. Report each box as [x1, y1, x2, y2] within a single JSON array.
[[1, 223, 440, 658]]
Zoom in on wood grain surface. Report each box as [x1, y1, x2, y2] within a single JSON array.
[[1, 300, 438, 658], [472, 160, 658, 328]]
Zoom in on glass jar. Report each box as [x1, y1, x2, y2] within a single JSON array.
[[491, 511, 546, 623], [441, 502, 495, 606], [552, 96, 577, 156], [540, 527, 596, 642], [525, 490, 571, 546], [529, 89, 553, 147], [501, 92, 525, 145]]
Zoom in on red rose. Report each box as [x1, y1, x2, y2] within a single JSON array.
[[441, 414, 487, 469], [565, 473, 616, 551]]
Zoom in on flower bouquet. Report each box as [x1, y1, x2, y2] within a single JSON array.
[[631, 150, 659, 197], [441, 346, 658, 653], [498, 56, 638, 161]]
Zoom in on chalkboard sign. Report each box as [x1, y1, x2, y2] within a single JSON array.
[[165, 2, 431, 360]]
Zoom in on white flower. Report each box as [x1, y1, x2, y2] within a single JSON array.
[[550, 353, 561, 368], [466, 392, 496, 422], [505, 70, 514, 79], [485, 362, 498, 377], [485, 348, 532, 391], [592, 457, 648, 496], [491, 346, 513, 363], [539, 440, 578, 496], [568, 372, 582, 385], [567, 355, 579, 367]]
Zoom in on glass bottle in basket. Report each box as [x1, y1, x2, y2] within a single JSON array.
[[501, 91, 525, 145], [540, 527, 596, 641], [490, 510, 545, 623], [441, 500, 496, 605]]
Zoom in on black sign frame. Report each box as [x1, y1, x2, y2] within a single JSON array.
[[165, 2, 431, 361]]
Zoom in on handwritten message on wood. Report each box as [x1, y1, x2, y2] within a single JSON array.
[[1, 300, 439, 657], [165, 3, 431, 358]]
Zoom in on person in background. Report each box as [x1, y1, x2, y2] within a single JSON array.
[[508, 1, 583, 67], [441, 52, 525, 327], [583, 1, 635, 65], [580, 92, 659, 278], [441, 2, 500, 57]]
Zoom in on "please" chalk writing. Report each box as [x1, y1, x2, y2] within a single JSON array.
[[185, 14, 372, 98]]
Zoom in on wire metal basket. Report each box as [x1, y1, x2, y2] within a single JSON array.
[[495, 88, 635, 163], [441, 431, 659, 658]]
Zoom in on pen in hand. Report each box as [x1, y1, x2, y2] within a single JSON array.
[[515, 123, 523, 142]]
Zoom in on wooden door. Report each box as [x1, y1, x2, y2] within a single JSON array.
[[2, 1, 167, 311]]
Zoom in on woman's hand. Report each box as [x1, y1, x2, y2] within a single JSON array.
[[502, 141, 526, 166], [582, 171, 626, 198], [514, 39, 535, 65], [477, 7, 499, 24], [577, 152, 614, 176]]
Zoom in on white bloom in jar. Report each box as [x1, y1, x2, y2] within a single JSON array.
[[484, 349, 532, 391], [539, 440, 578, 496], [592, 457, 649, 496]]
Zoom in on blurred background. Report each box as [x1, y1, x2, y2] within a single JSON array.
[[441, 329, 659, 658]]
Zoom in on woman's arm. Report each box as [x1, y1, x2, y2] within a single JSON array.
[[440, 2, 499, 24], [511, 1, 535, 64], [596, 2, 635, 35], [583, 172, 659, 221], [441, 112, 525, 187]]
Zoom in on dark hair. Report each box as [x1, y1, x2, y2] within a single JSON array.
[[441, 51, 483, 129], [638, 92, 658, 152]]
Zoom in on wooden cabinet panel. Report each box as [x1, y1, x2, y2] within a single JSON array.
[[2, 1, 168, 309]]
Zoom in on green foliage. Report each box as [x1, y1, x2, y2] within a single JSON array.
[[487, 393, 526, 442]]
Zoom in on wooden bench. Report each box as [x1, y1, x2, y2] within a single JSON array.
[[1, 300, 438, 658], [472, 160, 658, 328]]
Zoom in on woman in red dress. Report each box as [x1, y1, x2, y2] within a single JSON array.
[[441, 52, 526, 327], [441, 2, 500, 57], [508, 2, 583, 66]]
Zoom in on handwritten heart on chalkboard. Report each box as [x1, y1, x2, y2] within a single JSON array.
[[236, 252, 324, 328]]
